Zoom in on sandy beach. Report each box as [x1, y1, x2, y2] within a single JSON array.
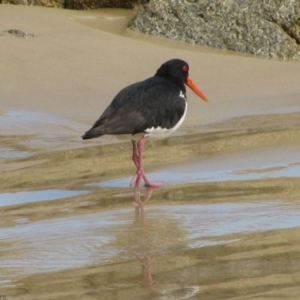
[[1, 4, 300, 299]]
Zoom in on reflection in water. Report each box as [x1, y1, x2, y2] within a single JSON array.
[[134, 187, 154, 225], [1, 185, 300, 298], [133, 187, 200, 299], [133, 187, 155, 290], [1, 196, 300, 274], [1, 194, 300, 275]]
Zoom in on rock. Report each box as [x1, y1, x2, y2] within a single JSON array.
[[1, 0, 64, 8], [0, 29, 34, 38], [64, 0, 148, 10], [1, 0, 148, 9], [128, 0, 300, 60]]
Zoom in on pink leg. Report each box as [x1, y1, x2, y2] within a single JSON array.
[[130, 141, 141, 186], [130, 137, 163, 188], [137, 137, 161, 187]]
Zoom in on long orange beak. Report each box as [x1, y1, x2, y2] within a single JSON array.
[[186, 77, 208, 102]]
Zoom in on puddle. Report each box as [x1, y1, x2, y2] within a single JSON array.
[[97, 144, 300, 187], [0, 147, 30, 162], [0, 189, 88, 207], [167, 201, 300, 243], [152, 163, 300, 185], [1, 200, 299, 280]]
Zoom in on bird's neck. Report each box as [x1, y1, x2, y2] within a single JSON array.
[[155, 74, 186, 92]]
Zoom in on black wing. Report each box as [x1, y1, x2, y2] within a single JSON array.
[[82, 77, 186, 139]]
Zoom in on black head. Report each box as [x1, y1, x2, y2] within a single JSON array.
[[154, 59, 189, 89], [155, 58, 208, 102]]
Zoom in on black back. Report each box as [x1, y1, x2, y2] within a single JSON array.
[[82, 59, 189, 139]]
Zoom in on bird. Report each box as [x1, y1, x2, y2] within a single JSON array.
[[82, 59, 208, 189]]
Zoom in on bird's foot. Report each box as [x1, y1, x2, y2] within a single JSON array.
[[130, 172, 141, 187], [130, 169, 163, 188], [143, 178, 163, 188]]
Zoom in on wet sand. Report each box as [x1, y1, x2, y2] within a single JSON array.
[[1, 4, 300, 300]]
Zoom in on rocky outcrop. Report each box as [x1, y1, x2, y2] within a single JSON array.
[[1, 0, 148, 9], [128, 0, 300, 60], [64, 0, 148, 9], [1, 0, 64, 8]]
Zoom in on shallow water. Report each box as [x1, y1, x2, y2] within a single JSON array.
[[1, 95, 300, 300], [1, 200, 299, 276], [97, 143, 300, 187], [1, 117, 300, 299], [0, 147, 29, 162], [0, 189, 88, 207]]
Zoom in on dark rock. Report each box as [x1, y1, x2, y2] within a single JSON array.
[[1, 29, 34, 37], [2, 0, 149, 9], [64, 0, 148, 10], [128, 0, 300, 60]]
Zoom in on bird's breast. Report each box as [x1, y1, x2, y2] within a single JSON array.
[[144, 101, 188, 139]]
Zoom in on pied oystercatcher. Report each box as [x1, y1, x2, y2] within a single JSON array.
[[82, 59, 208, 188]]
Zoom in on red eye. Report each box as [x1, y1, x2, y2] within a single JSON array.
[[182, 65, 188, 72]]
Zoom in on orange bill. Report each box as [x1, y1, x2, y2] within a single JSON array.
[[186, 77, 208, 102]]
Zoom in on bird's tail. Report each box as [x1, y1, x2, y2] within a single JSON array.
[[82, 128, 104, 140]]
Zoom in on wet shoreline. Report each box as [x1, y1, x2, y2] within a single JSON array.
[[1, 110, 300, 192], [1, 110, 300, 299]]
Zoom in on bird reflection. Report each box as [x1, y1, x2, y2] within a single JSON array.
[[133, 185, 157, 294], [133, 185, 154, 226], [103, 184, 196, 299], [132, 186, 199, 299]]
